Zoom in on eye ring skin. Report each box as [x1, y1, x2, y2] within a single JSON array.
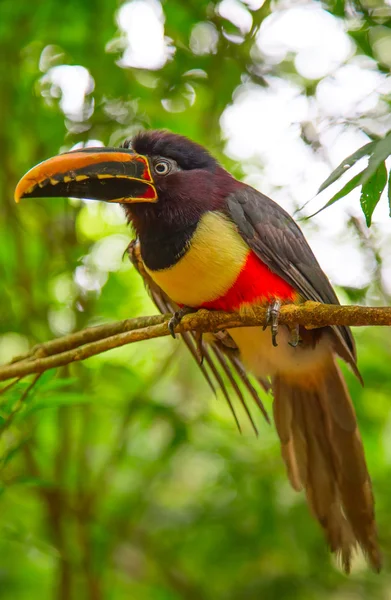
[[153, 159, 172, 176]]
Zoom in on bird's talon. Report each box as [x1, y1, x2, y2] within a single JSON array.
[[264, 300, 281, 347], [168, 317, 177, 338], [272, 330, 278, 347], [168, 307, 196, 339]]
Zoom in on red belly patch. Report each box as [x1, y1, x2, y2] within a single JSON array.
[[200, 251, 296, 311]]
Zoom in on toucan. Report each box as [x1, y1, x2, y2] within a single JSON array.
[[15, 130, 380, 572]]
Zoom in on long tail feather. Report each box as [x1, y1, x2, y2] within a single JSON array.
[[273, 357, 381, 573], [212, 346, 258, 435]]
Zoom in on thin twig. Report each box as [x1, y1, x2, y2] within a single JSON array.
[[12, 314, 167, 363], [0, 377, 22, 395], [0, 303, 390, 383], [0, 374, 42, 430]]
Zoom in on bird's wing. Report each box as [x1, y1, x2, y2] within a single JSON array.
[[126, 239, 270, 434], [226, 186, 360, 378]]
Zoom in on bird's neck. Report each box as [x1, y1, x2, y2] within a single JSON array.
[[138, 222, 199, 271], [142, 211, 251, 308], [126, 167, 240, 271]]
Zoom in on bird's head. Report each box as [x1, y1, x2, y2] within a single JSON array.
[[15, 131, 237, 235]]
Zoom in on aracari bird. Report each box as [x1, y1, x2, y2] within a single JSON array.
[[15, 130, 380, 572]]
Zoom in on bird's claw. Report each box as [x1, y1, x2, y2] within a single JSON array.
[[168, 316, 177, 338], [263, 299, 281, 347], [168, 307, 196, 339]]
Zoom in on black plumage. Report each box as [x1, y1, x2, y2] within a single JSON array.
[[226, 186, 359, 378]]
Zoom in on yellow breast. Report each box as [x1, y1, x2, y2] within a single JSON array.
[[145, 211, 249, 307]]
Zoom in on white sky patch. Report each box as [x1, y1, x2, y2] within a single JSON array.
[[218, 0, 253, 34], [117, 0, 174, 70], [319, 126, 371, 169], [66, 139, 104, 152], [222, 79, 309, 160], [89, 235, 131, 272], [243, 0, 266, 9], [74, 265, 108, 294], [190, 22, 219, 55], [317, 63, 385, 118], [41, 65, 94, 121], [48, 306, 76, 336], [257, 4, 353, 79]]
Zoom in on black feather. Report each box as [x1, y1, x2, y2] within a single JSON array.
[[131, 130, 218, 171], [226, 186, 360, 377]]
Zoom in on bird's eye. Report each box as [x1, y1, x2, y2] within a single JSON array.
[[154, 160, 171, 175]]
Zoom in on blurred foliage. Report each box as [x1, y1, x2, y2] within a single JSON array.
[[1, 0, 391, 598]]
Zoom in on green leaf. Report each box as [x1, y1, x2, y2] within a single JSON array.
[[360, 161, 388, 226], [317, 142, 375, 194], [360, 132, 391, 186], [309, 170, 365, 218]]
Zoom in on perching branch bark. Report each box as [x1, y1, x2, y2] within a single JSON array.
[[1, 302, 390, 383]]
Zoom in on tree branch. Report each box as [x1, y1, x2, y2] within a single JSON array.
[[0, 302, 390, 383]]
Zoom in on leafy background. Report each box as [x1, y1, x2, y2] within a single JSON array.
[[1, 0, 391, 598]]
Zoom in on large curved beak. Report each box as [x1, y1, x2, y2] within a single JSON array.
[[15, 147, 157, 204]]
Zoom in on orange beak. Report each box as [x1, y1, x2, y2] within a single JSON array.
[[15, 147, 158, 204]]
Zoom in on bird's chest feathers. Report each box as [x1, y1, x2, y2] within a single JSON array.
[[144, 211, 249, 307], [143, 210, 295, 309]]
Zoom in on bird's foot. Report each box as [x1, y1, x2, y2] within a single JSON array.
[[263, 299, 281, 347], [168, 306, 197, 339], [288, 324, 301, 348]]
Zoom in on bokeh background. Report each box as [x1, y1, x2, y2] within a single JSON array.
[[1, 0, 391, 598]]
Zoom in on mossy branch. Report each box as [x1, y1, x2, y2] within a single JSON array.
[[0, 302, 390, 383]]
